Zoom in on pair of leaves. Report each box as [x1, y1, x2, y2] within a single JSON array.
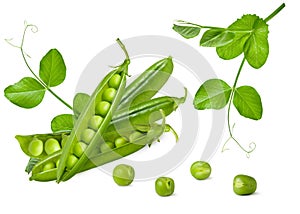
[[194, 79, 262, 120], [51, 93, 90, 133], [4, 49, 66, 108], [173, 14, 269, 69]]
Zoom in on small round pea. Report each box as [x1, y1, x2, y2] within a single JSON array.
[[73, 142, 87, 157], [108, 74, 121, 89], [190, 161, 211, 180], [95, 101, 111, 116], [155, 177, 175, 197], [233, 174, 257, 195], [42, 162, 55, 172], [81, 128, 95, 144], [114, 136, 128, 148], [66, 155, 78, 170], [113, 164, 135, 186], [102, 88, 117, 102], [100, 141, 115, 153], [88, 115, 103, 131], [61, 135, 68, 148], [28, 138, 43, 156], [45, 138, 61, 155]]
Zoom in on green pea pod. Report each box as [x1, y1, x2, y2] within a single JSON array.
[[30, 112, 166, 182], [15, 132, 67, 159], [56, 39, 130, 182], [73, 57, 173, 121], [112, 88, 187, 128], [118, 56, 173, 109]]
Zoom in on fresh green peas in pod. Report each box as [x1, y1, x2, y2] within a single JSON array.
[[81, 128, 96, 144], [102, 88, 117, 102], [108, 74, 121, 89], [155, 177, 175, 197], [73, 142, 88, 157], [28, 138, 44, 157], [233, 174, 257, 195], [88, 115, 104, 131], [113, 164, 135, 186], [95, 101, 111, 117], [56, 159, 60, 168], [66, 155, 79, 170], [114, 136, 128, 148], [100, 142, 115, 153], [190, 161, 211, 180], [43, 162, 55, 172], [45, 138, 61, 155]]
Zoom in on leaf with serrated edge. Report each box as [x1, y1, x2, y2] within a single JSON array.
[[233, 86, 263, 120], [39, 49, 66, 87], [216, 14, 269, 64], [51, 114, 74, 133], [172, 24, 200, 39], [4, 77, 46, 108], [194, 79, 232, 110], [200, 29, 235, 47]]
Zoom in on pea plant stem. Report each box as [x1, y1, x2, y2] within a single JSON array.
[[223, 3, 285, 154], [20, 24, 73, 110]]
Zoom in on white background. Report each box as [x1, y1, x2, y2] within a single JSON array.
[[0, 0, 299, 213]]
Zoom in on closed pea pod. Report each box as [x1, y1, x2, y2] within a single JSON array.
[[56, 39, 130, 182]]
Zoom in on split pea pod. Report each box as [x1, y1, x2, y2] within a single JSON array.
[[30, 112, 166, 182], [56, 39, 130, 182]]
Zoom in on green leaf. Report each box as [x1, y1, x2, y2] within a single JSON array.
[[39, 49, 66, 87], [244, 18, 269, 68], [233, 86, 262, 120], [25, 158, 40, 174], [172, 24, 201, 39], [216, 14, 269, 67], [73, 93, 90, 119], [200, 29, 235, 47], [4, 77, 46, 108], [194, 79, 232, 110], [51, 114, 74, 132]]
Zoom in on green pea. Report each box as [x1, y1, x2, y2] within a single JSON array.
[[108, 74, 121, 89], [43, 162, 55, 172], [102, 88, 117, 102], [28, 138, 43, 156], [129, 131, 144, 142], [233, 174, 257, 195], [45, 138, 61, 155], [66, 155, 78, 170], [61, 135, 68, 148], [113, 164, 135, 186], [155, 177, 175, 197], [73, 142, 87, 157], [95, 101, 111, 116], [190, 161, 211, 180], [100, 142, 115, 153], [56, 159, 60, 168], [114, 136, 128, 148], [81, 128, 95, 144], [88, 115, 103, 131]]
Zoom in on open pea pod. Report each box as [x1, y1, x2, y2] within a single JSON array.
[[15, 132, 68, 159], [30, 111, 166, 182], [56, 39, 130, 182]]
